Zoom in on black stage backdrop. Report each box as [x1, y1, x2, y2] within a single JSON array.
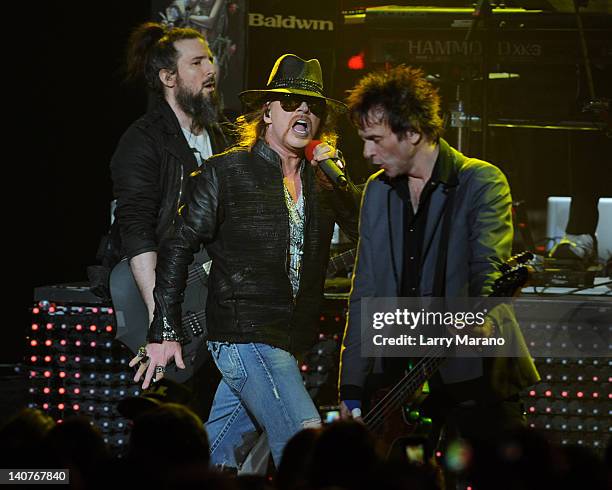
[[11, 1, 152, 364]]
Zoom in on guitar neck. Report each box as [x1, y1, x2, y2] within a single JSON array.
[[186, 260, 212, 285], [363, 348, 446, 432]]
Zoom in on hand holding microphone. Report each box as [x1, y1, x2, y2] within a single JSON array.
[[305, 140, 348, 190]]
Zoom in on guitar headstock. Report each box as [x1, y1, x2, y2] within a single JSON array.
[[492, 251, 534, 297]]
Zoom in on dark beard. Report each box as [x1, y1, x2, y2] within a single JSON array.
[[175, 84, 220, 133]]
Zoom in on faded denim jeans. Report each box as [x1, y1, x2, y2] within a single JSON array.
[[205, 341, 321, 468]]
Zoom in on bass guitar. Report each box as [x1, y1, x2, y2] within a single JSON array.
[[109, 251, 211, 383], [362, 252, 534, 453]]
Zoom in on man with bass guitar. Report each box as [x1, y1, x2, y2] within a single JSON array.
[[339, 66, 540, 448]]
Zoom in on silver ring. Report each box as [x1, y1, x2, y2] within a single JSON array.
[[155, 365, 166, 374], [137, 346, 148, 358]]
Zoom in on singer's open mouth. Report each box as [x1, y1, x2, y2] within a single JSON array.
[[292, 119, 310, 137]]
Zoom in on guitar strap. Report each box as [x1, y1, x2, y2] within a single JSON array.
[[432, 186, 456, 297]]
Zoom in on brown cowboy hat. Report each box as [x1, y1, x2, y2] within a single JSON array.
[[239, 53, 347, 113]]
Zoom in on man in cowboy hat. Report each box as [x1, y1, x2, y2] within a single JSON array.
[[131, 53, 361, 469]]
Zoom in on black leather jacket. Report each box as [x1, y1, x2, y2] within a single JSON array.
[[110, 97, 233, 259], [149, 140, 361, 354]]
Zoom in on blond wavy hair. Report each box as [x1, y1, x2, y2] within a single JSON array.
[[233, 101, 339, 150]]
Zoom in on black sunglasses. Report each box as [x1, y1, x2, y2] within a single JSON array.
[[270, 94, 327, 118]]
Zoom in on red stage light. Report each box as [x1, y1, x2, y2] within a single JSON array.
[[89, 325, 97, 332], [31, 324, 39, 331], [30, 340, 38, 347], [347, 51, 365, 70]]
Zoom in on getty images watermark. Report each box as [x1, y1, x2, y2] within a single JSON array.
[[360, 297, 611, 358]]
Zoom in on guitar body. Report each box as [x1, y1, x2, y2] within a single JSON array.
[[109, 250, 211, 383], [366, 383, 427, 457]]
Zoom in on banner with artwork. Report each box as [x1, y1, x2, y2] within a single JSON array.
[[152, 0, 247, 117]]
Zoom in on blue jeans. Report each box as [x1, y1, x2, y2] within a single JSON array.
[[205, 341, 321, 468]]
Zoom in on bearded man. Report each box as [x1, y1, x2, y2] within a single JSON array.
[[110, 22, 233, 332]]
